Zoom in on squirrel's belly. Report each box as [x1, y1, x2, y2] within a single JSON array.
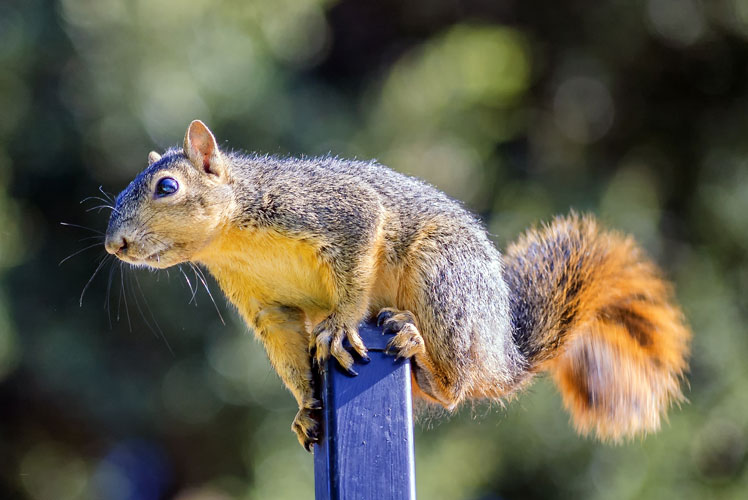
[[197, 227, 337, 313]]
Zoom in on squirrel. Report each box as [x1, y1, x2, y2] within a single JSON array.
[[104, 120, 690, 451]]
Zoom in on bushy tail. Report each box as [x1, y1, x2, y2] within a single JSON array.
[[504, 213, 690, 440]]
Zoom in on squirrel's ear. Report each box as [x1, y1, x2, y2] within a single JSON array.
[[148, 151, 162, 165], [183, 120, 225, 178]]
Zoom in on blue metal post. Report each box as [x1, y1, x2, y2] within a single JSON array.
[[314, 321, 416, 500]]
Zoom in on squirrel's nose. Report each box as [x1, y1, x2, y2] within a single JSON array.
[[105, 235, 128, 256]]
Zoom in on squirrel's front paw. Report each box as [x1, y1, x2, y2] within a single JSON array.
[[292, 406, 321, 452], [310, 314, 368, 375]]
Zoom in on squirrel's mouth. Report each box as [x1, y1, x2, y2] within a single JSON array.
[[140, 248, 180, 268], [113, 247, 176, 268]]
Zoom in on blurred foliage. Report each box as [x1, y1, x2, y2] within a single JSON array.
[[1, 0, 747, 498]]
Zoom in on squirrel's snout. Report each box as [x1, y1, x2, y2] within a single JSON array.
[[105, 234, 128, 256]]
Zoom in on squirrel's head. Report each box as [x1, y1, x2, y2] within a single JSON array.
[[104, 120, 235, 268]]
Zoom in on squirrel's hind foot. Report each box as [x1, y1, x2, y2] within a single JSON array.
[[310, 313, 368, 376], [377, 308, 426, 359], [376, 307, 462, 410]]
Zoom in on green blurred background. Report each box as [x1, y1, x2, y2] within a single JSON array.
[[1, 0, 746, 498]]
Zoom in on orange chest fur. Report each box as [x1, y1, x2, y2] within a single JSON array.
[[196, 227, 337, 315]]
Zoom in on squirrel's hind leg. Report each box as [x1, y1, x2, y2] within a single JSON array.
[[392, 227, 524, 410], [375, 306, 461, 409]]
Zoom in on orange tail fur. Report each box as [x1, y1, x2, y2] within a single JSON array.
[[504, 213, 690, 440]]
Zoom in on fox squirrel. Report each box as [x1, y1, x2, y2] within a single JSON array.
[[104, 120, 690, 450]]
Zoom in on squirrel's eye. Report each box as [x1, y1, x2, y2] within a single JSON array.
[[155, 177, 179, 197]]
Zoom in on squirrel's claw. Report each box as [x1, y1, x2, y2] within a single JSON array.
[[385, 325, 425, 360], [377, 309, 418, 336], [311, 314, 368, 376], [376, 308, 424, 360], [377, 308, 396, 327], [292, 406, 320, 452]]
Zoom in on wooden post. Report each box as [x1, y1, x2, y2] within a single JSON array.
[[314, 321, 416, 500]]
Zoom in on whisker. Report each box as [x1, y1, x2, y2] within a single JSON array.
[[80, 195, 112, 205], [193, 265, 200, 301], [119, 262, 132, 332], [85, 204, 118, 214], [132, 271, 174, 356], [60, 222, 104, 235], [79, 235, 105, 243], [143, 234, 169, 248], [105, 259, 117, 329], [178, 264, 199, 305], [99, 185, 115, 204], [189, 262, 225, 325], [137, 210, 161, 230], [80, 255, 111, 306], [59, 242, 104, 266]]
